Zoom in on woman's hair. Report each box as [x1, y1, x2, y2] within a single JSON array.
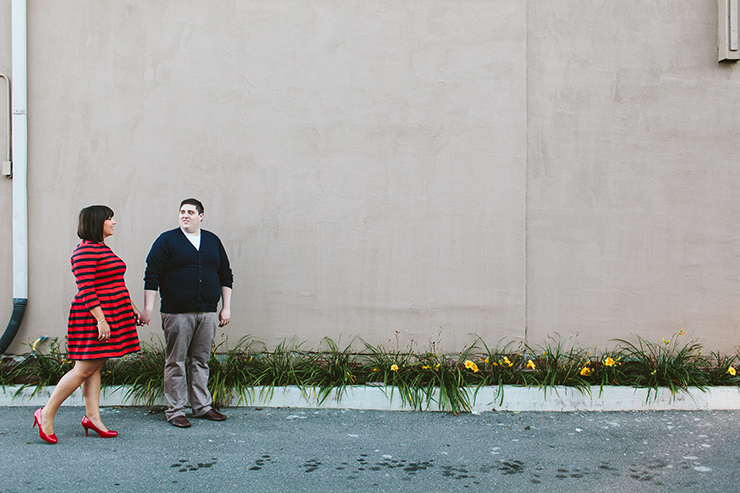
[[77, 205, 114, 243]]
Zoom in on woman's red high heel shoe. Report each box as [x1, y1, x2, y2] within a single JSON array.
[[33, 408, 58, 444], [81, 416, 118, 438]]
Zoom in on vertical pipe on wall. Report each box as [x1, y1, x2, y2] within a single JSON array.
[[11, 0, 26, 301], [0, 0, 27, 353], [0, 74, 9, 166]]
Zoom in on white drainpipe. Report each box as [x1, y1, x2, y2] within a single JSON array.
[[0, 0, 28, 353]]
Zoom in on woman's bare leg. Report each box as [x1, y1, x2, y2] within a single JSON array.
[[81, 367, 110, 431], [41, 359, 106, 434]]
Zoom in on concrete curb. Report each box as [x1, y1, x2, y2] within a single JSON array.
[[3, 384, 740, 411]]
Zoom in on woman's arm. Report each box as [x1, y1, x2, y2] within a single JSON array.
[[71, 244, 109, 340], [71, 245, 102, 312]]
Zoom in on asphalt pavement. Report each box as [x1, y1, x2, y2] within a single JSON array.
[[1, 406, 739, 492]]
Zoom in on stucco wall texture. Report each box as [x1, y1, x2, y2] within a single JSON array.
[[0, 1, 738, 355]]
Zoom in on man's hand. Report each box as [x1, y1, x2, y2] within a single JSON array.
[[219, 287, 232, 327], [141, 289, 157, 326], [219, 307, 231, 327]]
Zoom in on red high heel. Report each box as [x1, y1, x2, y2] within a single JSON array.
[[81, 416, 118, 438], [33, 408, 58, 444]]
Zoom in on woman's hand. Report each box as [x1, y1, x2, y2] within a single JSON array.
[[97, 320, 111, 341], [132, 305, 143, 326]]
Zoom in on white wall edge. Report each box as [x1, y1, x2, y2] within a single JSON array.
[[3, 385, 740, 411]]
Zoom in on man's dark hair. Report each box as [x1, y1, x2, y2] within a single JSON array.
[[77, 205, 114, 243], [180, 198, 204, 215]]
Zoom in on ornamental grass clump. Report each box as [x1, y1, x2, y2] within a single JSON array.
[[410, 350, 474, 414], [12, 338, 73, 397], [0, 355, 22, 386], [522, 336, 591, 396], [250, 338, 317, 399], [615, 333, 707, 400], [361, 340, 417, 406], [360, 338, 476, 413], [307, 337, 362, 405], [576, 350, 628, 396], [207, 336, 263, 406], [698, 351, 740, 387], [113, 339, 166, 407], [472, 338, 526, 404]]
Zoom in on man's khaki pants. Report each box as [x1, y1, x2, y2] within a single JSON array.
[[161, 312, 217, 421]]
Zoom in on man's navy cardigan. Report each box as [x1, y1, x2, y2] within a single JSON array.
[[144, 228, 233, 314]]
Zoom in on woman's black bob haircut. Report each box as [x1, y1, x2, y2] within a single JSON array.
[[77, 205, 114, 243]]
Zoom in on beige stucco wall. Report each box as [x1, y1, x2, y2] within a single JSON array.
[[527, 0, 740, 350], [0, 0, 738, 355], [0, 0, 527, 354]]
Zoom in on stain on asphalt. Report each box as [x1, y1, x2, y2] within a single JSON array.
[[170, 457, 218, 472], [302, 458, 321, 473], [249, 454, 273, 471]]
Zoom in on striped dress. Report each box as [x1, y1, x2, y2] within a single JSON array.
[[67, 240, 141, 359]]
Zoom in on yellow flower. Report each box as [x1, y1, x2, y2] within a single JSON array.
[[422, 365, 430, 370], [347, 371, 356, 383], [470, 363, 479, 373], [390, 364, 399, 372], [580, 367, 591, 376], [434, 363, 440, 371], [729, 366, 736, 376], [662, 338, 670, 345], [678, 330, 685, 336], [503, 356, 513, 367], [464, 360, 474, 369], [492, 362, 499, 366], [604, 357, 615, 367], [484, 356, 489, 364], [526, 360, 536, 370], [371, 367, 378, 373]]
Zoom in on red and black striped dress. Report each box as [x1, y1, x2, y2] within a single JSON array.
[[67, 240, 141, 359]]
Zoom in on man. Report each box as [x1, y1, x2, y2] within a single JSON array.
[[141, 198, 233, 428]]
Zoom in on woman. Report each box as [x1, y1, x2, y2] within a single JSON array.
[[33, 205, 141, 444]]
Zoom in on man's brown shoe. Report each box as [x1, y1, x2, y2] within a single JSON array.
[[169, 416, 192, 428], [194, 409, 227, 421]]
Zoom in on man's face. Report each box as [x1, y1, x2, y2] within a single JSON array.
[[179, 204, 203, 233]]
